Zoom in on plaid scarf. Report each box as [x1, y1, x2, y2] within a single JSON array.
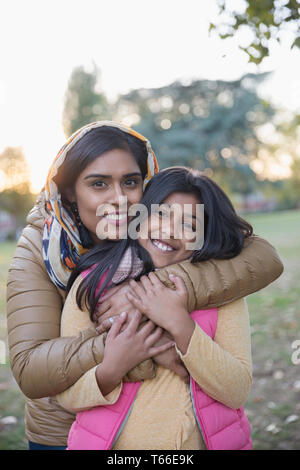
[[41, 121, 159, 290]]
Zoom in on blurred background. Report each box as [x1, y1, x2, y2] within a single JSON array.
[[0, 0, 300, 449]]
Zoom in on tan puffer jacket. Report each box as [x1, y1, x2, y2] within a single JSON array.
[[6, 196, 284, 447]]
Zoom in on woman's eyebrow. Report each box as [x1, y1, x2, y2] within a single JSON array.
[[84, 172, 142, 180], [123, 172, 142, 178]]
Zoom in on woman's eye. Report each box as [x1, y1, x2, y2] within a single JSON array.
[[124, 179, 139, 187], [91, 181, 106, 188]]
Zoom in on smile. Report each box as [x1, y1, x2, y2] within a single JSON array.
[[103, 213, 128, 226], [104, 213, 127, 220], [151, 239, 175, 252]]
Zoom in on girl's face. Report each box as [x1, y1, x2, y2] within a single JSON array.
[[69, 148, 144, 244], [138, 192, 200, 268]]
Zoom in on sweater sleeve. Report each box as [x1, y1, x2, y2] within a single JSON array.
[[154, 235, 283, 312], [175, 298, 252, 409], [6, 222, 105, 400]]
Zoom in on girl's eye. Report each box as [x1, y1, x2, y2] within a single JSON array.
[[157, 210, 168, 217], [183, 222, 196, 232]]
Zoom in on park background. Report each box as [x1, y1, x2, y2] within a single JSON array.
[[0, 0, 300, 449]]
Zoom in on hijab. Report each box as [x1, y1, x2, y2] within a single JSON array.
[[41, 121, 159, 290]]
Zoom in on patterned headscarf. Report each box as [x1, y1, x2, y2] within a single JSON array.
[[42, 121, 159, 291]]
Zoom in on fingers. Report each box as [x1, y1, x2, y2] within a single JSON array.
[[139, 321, 163, 346], [138, 319, 157, 336], [148, 340, 175, 357], [139, 275, 154, 293], [148, 271, 164, 288], [124, 310, 142, 335], [95, 316, 115, 335], [145, 326, 164, 347], [168, 274, 187, 294], [93, 299, 112, 320], [106, 312, 127, 339], [129, 279, 146, 300], [100, 284, 122, 302], [126, 292, 143, 311], [173, 364, 190, 384]]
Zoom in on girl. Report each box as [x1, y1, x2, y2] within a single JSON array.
[[57, 166, 255, 450]]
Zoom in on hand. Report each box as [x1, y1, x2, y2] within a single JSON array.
[[92, 281, 137, 324], [96, 310, 148, 335], [96, 311, 175, 396], [96, 319, 190, 384], [126, 272, 189, 335]]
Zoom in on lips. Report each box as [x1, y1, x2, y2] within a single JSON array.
[[103, 212, 128, 226], [151, 239, 175, 252]]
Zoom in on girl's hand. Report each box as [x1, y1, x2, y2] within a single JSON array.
[[95, 311, 175, 396], [126, 273, 190, 335], [96, 319, 190, 384]]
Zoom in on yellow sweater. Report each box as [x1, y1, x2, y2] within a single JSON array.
[[56, 284, 252, 450]]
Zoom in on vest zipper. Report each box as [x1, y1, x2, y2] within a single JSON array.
[[111, 390, 139, 448], [190, 379, 209, 450]]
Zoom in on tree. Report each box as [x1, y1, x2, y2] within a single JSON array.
[[210, 0, 300, 64], [115, 73, 275, 196], [62, 65, 111, 137], [0, 147, 36, 225], [0, 146, 31, 191]]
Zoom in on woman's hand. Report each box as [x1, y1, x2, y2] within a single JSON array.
[[95, 311, 175, 396], [93, 281, 137, 324]]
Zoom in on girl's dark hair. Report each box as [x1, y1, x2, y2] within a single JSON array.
[[67, 166, 253, 320], [53, 126, 148, 206]]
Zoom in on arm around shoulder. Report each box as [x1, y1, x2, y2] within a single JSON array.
[[6, 223, 105, 399], [154, 235, 284, 311]]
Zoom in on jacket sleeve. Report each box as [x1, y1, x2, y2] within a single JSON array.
[[6, 222, 106, 400], [154, 235, 284, 312]]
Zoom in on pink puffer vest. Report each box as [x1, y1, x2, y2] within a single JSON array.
[[67, 306, 252, 450]]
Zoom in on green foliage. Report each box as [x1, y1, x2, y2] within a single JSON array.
[[211, 0, 300, 64], [62, 65, 299, 206], [277, 158, 300, 208], [62, 65, 111, 137], [116, 73, 274, 195]]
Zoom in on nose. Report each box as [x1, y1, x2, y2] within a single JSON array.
[[109, 183, 127, 210], [161, 213, 181, 240]]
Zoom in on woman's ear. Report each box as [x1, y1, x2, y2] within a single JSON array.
[[64, 187, 76, 204]]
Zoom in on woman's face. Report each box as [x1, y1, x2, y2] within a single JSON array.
[[138, 192, 200, 268], [70, 148, 144, 244]]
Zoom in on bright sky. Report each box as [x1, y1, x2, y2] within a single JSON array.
[[0, 0, 300, 192]]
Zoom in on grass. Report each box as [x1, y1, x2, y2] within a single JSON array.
[[0, 209, 300, 449], [243, 209, 300, 450], [0, 242, 27, 450]]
